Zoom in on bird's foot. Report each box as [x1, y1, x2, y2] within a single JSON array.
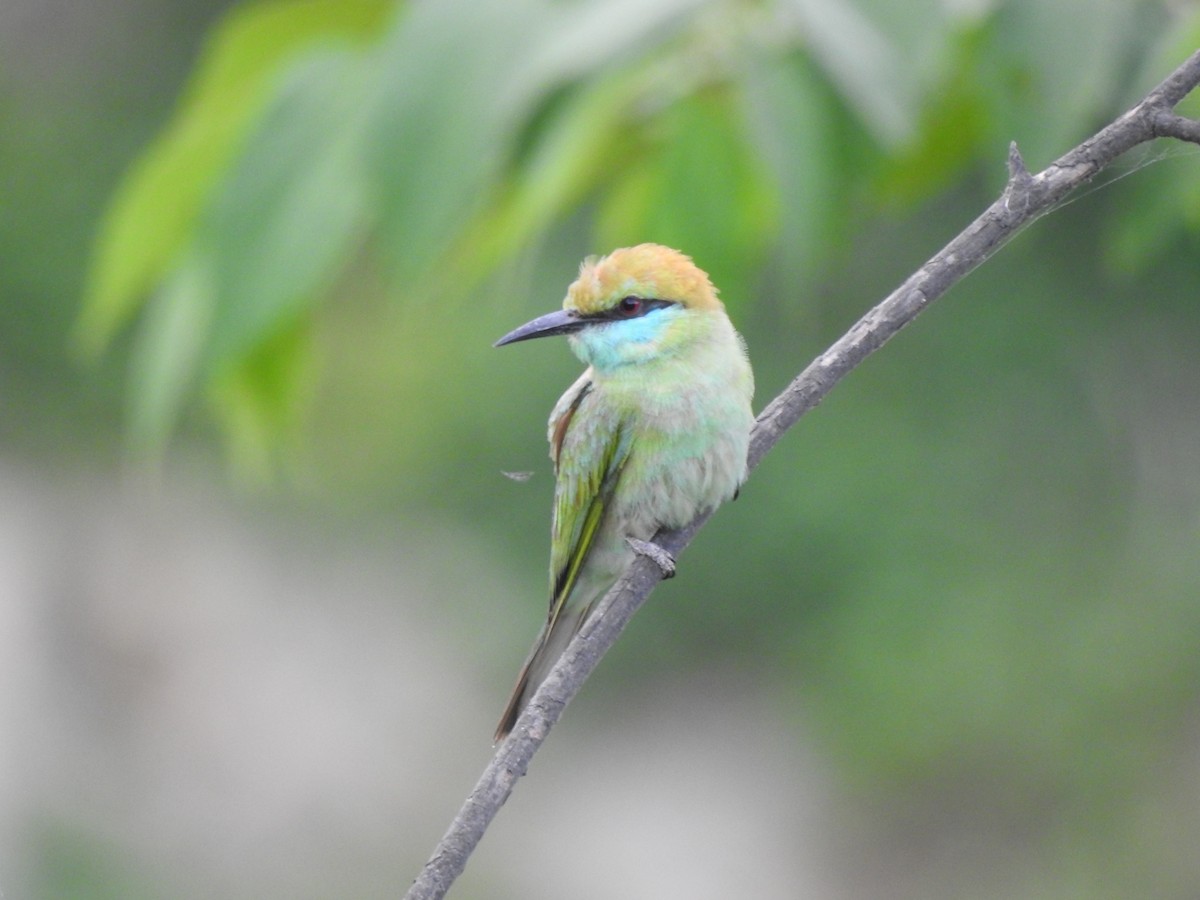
[[626, 538, 676, 579]]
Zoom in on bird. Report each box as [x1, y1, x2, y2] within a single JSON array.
[[492, 244, 755, 741]]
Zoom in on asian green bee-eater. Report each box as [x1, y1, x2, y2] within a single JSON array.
[[492, 244, 755, 740]]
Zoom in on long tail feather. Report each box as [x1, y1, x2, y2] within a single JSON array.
[[493, 604, 589, 742]]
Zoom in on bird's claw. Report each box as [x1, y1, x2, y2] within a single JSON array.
[[626, 538, 676, 578]]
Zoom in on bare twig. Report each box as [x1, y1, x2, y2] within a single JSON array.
[[404, 49, 1200, 900]]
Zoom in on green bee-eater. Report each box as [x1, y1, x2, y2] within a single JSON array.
[[493, 244, 755, 740]]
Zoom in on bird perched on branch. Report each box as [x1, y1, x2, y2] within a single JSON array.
[[492, 244, 755, 741]]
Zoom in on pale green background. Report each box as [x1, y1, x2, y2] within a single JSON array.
[[2, 1, 1200, 897]]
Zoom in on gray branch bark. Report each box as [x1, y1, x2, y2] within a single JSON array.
[[404, 48, 1200, 900]]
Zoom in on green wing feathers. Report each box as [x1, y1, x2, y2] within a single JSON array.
[[494, 378, 630, 741], [548, 387, 630, 629]]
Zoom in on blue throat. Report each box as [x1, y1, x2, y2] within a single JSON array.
[[569, 306, 685, 371]]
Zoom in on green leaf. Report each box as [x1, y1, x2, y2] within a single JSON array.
[[209, 317, 316, 484], [125, 46, 372, 452], [364, 0, 558, 288], [197, 48, 371, 373], [976, 0, 1136, 167], [448, 68, 652, 290], [872, 23, 991, 206], [363, 0, 705, 288], [126, 251, 214, 455], [595, 90, 777, 306], [509, 0, 706, 95], [738, 50, 839, 288], [77, 0, 391, 357], [780, 0, 919, 147]]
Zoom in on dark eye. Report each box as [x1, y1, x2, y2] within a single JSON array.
[[618, 296, 642, 316]]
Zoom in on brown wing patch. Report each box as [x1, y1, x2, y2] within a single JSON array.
[[550, 381, 592, 471]]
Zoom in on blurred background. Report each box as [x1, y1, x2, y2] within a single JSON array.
[[3, 0, 1200, 897]]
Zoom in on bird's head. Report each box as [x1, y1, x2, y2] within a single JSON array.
[[494, 244, 726, 371]]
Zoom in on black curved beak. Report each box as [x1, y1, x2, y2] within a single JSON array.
[[494, 309, 586, 347]]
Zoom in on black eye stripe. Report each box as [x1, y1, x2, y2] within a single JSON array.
[[589, 297, 675, 322]]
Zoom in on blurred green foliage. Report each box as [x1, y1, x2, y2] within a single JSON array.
[[5, 0, 1200, 896], [75, 0, 1200, 472]]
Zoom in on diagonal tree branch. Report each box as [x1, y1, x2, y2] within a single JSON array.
[[404, 49, 1200, 900]]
